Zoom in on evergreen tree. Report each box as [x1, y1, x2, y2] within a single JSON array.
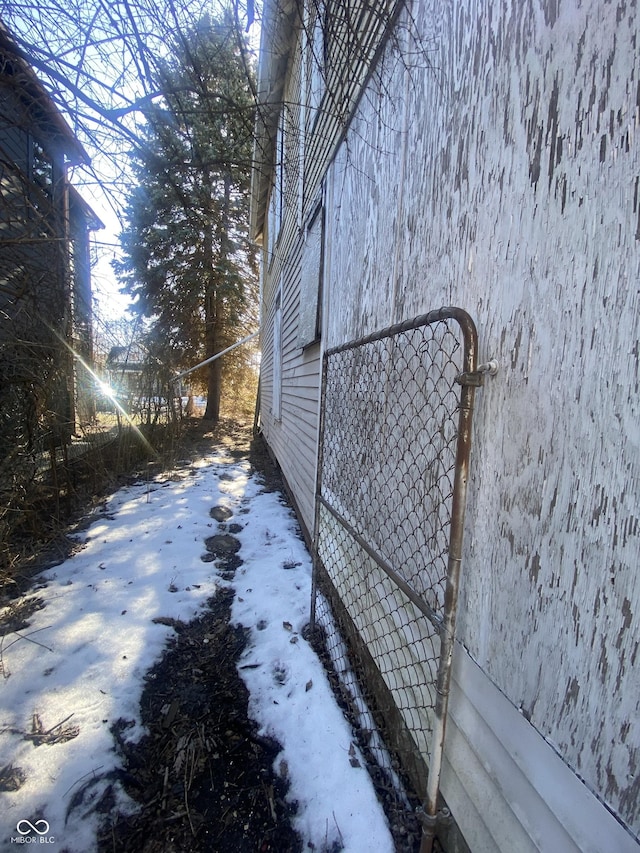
[[115, 12, 257, 421]]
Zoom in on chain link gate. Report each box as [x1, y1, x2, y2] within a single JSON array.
[[309, 308, 485, 853]]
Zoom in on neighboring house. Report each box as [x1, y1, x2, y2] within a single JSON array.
[[69, 186, 103, 426], [102, 343, 177, 422], [0, 23, 101, 446], [105, 344, 148, 401], [251, 1, 640, 852]]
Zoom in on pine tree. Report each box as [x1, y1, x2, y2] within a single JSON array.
[[115, 12, 257, 421]]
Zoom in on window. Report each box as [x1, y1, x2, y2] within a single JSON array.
[[272, 286, 283, 420], [31, 139, 53, 189], [298, 201, 324, 347]]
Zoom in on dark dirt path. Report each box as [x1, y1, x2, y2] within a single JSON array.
[[100, 590, 301, 853], [95, 420, 304, 852]]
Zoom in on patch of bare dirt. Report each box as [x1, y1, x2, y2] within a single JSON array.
[[99, 588, 302, 853]]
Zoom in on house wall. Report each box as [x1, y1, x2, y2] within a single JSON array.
[[0, 94, 29, 172], [321, 0, 640, 847], [0, 54, 79, 442], [260, 245, 322, 534], [69, 194, 96, 424], [258, 23, 322, 535], [257, 1, 403, 535]]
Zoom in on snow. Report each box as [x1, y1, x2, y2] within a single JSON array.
[[0, 447, 395, 853]]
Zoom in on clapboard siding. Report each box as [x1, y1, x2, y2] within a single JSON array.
[[445, 648, 640, 853], [260, 173, 320, 534], [254, 1, 404, 539]]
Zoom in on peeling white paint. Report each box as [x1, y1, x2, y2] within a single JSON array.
[[323, 0, 640, 838]]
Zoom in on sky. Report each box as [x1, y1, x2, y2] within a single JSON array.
[[0, 441, 396, 853]]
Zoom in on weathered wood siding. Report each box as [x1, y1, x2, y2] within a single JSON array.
[[323, 0, 640, 844], [260, 233, 322, 534], [257, 1, 403, 535], [258, 21, 321, 535]]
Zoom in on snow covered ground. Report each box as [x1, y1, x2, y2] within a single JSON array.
[[0, 444, 395, 852]]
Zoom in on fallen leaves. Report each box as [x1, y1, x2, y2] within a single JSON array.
[[26, 712, 79, 746], [348, 742, 362, 768]]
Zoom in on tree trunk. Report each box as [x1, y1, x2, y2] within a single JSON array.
[[204, 354, 221, 420], [203, 274, 223, 420], [203, 304, 222, 421], [203, 171, 232, 422], [203, 166, 221, 422]]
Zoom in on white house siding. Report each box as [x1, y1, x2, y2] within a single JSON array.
[[256, 2, 402, 536], [256, 18, 320, 537], [322, 0, 640, 848], [259, 228, 322, 535]]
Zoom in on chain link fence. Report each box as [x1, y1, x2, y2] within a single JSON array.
[[309, 308, 481, 851]]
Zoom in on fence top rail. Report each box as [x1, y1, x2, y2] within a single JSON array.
[[323, 307, 478, 365]]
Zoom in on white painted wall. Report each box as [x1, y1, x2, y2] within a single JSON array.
[[323, 0, 640, 842], [256, 21, 324, 538]]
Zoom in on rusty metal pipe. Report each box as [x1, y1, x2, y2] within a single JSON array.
[[422, 309, 478, 851]]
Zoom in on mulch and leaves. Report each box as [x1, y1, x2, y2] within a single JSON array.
[[99, 587, 302, 853]]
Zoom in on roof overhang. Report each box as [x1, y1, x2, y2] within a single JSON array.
[[249, 0, 298, 244], [0, 23, 90, 167], [68, 185, 105, 232]]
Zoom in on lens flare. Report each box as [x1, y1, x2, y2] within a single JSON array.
[[46, 323, 158, 458]]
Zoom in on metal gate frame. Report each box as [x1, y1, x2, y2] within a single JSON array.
[[310, 307, 489, 853]]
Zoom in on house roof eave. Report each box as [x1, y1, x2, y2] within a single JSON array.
[[68, 185, 105, 232], [249, 0, 298, 243], [0, 23, 90, 167]]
